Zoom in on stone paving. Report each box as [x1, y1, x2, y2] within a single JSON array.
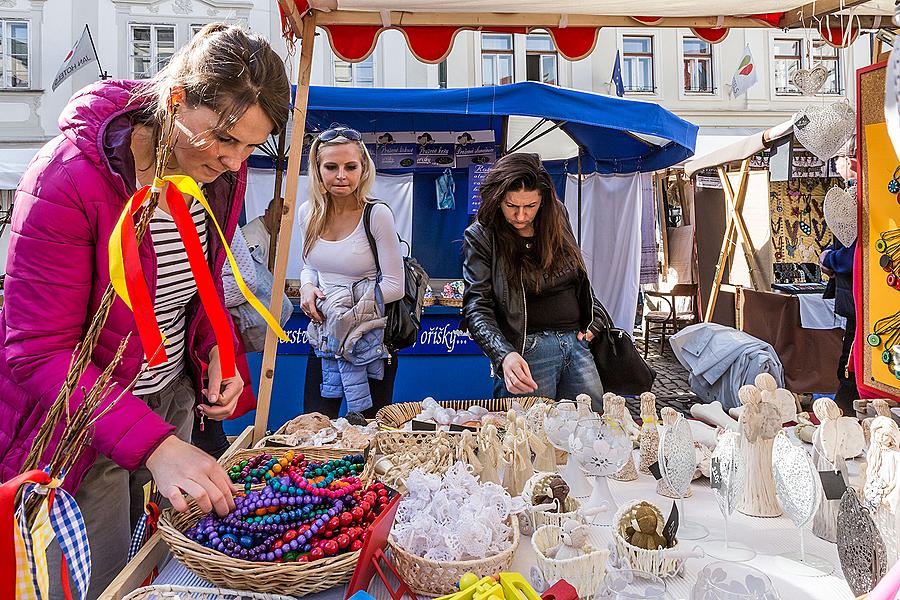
[[628, 333, 698, 419]]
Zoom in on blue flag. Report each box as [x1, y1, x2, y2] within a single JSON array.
[[611, 50, 625, 97]]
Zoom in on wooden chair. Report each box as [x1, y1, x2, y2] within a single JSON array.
[[643, 284, 699, 357]]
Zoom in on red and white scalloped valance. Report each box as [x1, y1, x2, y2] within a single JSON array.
[[281, 3, 818, 63]]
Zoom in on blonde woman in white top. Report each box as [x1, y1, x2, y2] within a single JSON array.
[[298, 125, 404, 417]]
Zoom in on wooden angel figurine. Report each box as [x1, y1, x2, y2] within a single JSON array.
[[456, 429, 483, 477], [525, 406, 557, 472], [604, 394, 637, 481], [639, 392, 659, 475], [811, 397, 849, 542], [656, 407, 692, 499], [503, 416, 534, 497], [754, 372, 797, 424], [478, 422, 506, 484], [736, 384, 783, 517], [864, 416, 900, 566]]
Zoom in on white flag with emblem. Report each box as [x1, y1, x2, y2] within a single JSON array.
[[730, 44, 758, 98], [52, 25, 97, 91]]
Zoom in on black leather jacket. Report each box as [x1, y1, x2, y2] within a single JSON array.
[[461, 219, 601, 373]]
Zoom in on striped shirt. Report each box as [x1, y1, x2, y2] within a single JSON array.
[[132, 197, 208, 396]]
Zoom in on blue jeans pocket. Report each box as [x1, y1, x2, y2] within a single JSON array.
[[522, 333, 540, 356]]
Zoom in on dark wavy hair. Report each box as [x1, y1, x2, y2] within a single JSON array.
[[476, 153, 585, 290]]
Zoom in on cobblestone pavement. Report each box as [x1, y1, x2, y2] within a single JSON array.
[[628, 333, 698, 419]]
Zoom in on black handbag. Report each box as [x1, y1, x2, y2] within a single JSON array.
[[362, 202, 429, 353], [588, 297, 656, 395]]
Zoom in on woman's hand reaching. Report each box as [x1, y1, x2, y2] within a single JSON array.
[[502, 352, 538, 394]]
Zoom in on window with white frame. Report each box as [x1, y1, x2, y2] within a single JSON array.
[[682, 36, 714, 93], [812, 39, 841, 95], [130, 24, 175, 79], [481, 33, 514, 86], [0, 20, 30, 89], [333, 55, 374, 87], [526, 33, 557, 85], [191, 24, 207, 39], [622, 35, 654, 93], [773, 39, 802, 95]]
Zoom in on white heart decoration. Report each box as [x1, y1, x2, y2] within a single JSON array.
[[772, 432, 821, 528], [886, 43, 900, 164], [791, 65, 829, 96], [711, 430, 744, 517], [823, 185, 858, 247], [793, 101, 856, 162], [658, 414, 696, 498]]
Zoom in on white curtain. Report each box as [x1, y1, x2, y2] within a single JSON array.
[[564, 172, 642, 334], [245, 169, 413, 279]]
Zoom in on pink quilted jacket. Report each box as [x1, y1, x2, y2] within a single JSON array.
[[0, 80, 246, 492]]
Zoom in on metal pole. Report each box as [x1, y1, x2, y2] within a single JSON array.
[[84, 25, 109, 80], [267, 128, 287, 273], [577, 152, 583, 246]]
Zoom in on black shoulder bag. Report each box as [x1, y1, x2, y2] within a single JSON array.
[[588, 297, 656, 395], [362, 202, 430, 353]]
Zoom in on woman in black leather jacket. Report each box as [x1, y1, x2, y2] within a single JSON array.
[[462, 153, 604, 408]]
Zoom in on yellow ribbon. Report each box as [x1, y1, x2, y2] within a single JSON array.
[[109, 176, 287, 344], [14, 478, 62, 600]]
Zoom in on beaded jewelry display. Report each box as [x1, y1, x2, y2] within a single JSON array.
[[188, 455, 388, 563], [866, 310, 900, 379], [228, 451, 365, 493], [888, 166, 900, 194]]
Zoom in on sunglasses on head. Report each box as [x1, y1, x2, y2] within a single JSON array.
[[318, 124, 362, 142]]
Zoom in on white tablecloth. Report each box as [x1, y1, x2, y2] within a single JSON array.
[[151, 450, 856, 600], [797, 295, 847, 330]]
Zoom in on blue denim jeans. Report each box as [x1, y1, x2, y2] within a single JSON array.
[[495, 330, 604, 411]]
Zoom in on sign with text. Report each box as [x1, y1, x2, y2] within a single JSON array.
[[468, 162, 493, 215], [374, 132, 417, 169], [455, 130, 496, 168], [416, 131, 456, 168]]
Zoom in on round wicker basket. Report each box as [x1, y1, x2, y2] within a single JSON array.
[[159, 501, 363, 597], [521, 472, 584, 530], [386, 517, 520, 596], [123, 584, 297, 599], [612, 501, 684, 579], [220, 447, 372, 492], [531, 525, 608, 600], [376, 397, 552, 431], [435, 297, 463, 307]]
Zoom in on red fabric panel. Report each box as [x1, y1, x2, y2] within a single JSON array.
[[691, 27, 729, 44], [752, 13, 784, 27], [819, 23, 860, 48], [632, 17, 662, 25], [323, 25, 382, 61], [401, 26, 462, 63], [546, 27, 600, 61]]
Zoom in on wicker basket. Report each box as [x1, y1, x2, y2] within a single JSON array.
[[374, 429, 464, 455], [521, 472, 584, 530], [220, 446, 372, 491], [436, 297, 463, 307], [612, 502, 684, 579], [376, 397, 552, 431], [159, 500, 364, 597], [423, 296, 435, 307], [123, 585, 297, 599], [386, 517, 520, 596], [532, 525, 608, 600]]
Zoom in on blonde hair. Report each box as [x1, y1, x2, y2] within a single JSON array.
[[302, 136, 377, 257]]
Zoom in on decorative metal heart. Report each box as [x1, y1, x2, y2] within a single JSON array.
[[772, 431, 821, 528], [823, 185, 858, 247], [658, 414, 695, 497], [711, 430, 744, 516], [793, 101, 856, 162], [791, 65, 829, 95], [837, 489, 887, 596]]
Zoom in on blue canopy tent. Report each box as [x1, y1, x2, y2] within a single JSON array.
[[252, 81, 697, 175]]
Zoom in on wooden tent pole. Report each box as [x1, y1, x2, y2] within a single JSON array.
[[719, 160, 762, 291], [703, 160, 750, 322], [253, 7, 317, 443]]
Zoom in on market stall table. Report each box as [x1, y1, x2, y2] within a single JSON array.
[[104, 442, 856, 600]]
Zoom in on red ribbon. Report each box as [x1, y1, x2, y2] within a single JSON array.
[[165, 185, 236, 379], [0, 470, 51, 600]]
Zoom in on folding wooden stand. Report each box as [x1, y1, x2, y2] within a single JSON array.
[[704, 158, 763, 322]]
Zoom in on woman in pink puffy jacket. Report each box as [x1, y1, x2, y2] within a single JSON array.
[[0, 24, 288, 596]]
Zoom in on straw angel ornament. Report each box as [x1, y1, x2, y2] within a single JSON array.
[[478, 422, 506, 484], [736, 384, 783, 517], [604, 394, 637, 481], [864, 417, 900, 566], [638, 392, 660, 475], [503, 414, 534, 496], [524, 405, 557, 473]]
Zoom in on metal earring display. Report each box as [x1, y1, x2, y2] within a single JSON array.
[[875, 229, 900, 290], [889, 166, 900, 194]]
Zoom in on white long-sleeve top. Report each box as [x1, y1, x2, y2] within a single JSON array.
[[298, 201, 405, 303]]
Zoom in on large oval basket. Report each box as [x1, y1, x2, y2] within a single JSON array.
[[376, 397, 552, 431], [219, 447, 373, 492], [386, 516, 520, 596], [158, 501, 362, 596]]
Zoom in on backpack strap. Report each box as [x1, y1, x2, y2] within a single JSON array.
[[362, 202, 383, 281]]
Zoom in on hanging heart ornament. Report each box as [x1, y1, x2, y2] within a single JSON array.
[[793, 101, 856, 162], [772, 431, 822, 528], [792, 65, 830, 96], [823, 184, 858, 247]]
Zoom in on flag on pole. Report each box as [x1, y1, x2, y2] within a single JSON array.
[[611, 50, 625, 97], [730, 44, 758, 98], [52, 25, 97, 91]]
